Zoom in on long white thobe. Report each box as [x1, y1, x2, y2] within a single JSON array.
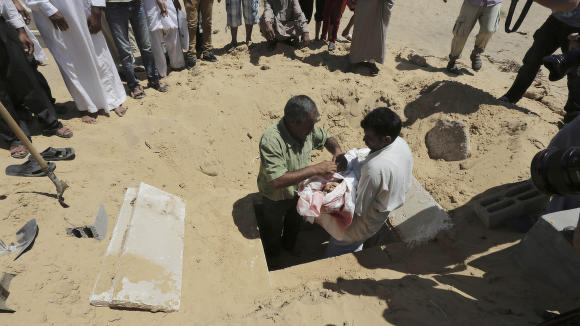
[[143, 0, 183, 77], [23, 0, 126, 113]]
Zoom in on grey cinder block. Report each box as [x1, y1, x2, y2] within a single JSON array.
[[473, 180, 549, 228]]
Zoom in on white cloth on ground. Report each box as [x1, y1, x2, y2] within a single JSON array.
[[342, 137, 414, 242], [23, 0, 126, 113]]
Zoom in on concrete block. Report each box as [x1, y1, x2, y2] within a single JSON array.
[[514, 208, 580, 297], [90, 188, 137, 307], [111, 183, 186, 312], [473, 180, 549, 229], [389, 178, 453, 247]]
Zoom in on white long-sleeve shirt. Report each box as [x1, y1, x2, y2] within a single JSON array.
[[0, 0, 25, 29], [23, 0, 105, 17]]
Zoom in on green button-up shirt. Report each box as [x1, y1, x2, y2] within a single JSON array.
[[257, 118, 330, 201]]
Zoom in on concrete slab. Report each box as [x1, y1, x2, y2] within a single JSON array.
[[388, 178, 453, 247], [514, 208, 580, 297], [473, 180, 549, 229], [90, 188, 137, 307], [111, 183, 186, 312]]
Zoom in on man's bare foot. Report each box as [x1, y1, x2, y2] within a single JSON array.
[[9, 144, 28, 159], [55, 126, 73, 138], [114, 105, 128, 117], [81, 113, 97, 124]]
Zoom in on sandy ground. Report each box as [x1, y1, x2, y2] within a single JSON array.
[[1, 0, 579, 325]]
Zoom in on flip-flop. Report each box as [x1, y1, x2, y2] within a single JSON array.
[[9, 145, 28, 159], [131, 86, 146, 99], [39, 147, 75, 161], [5, 160, 55, 177], [43, 126, 73, 138]]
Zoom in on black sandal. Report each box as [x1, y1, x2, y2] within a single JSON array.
[[5, 160, 55, 177], [39, 147, 75, 161]]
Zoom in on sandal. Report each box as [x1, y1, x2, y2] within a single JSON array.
[[5, 160, 55, 177], [130, 86, 146, 99], [148, 81, 169, 93], [9, 145, 28, 159], [39, 147, 75, 161], [43, 125, 73, 138]]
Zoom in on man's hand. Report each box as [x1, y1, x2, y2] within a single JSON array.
[[16, 28, 34, 55], [333, 153, 347, 172], [13, 0, 31, 25], [157, 0, 168, 16], [87, 7, 103, 34], [313, 161, 337, 176], [302, 32, 310, 46], [264, 21, 275, 40], [49, 11, 69, 31]]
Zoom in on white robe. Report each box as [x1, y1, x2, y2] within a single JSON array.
[[23, 25, 48, 62], [143, 0, 183, 77], [23, 0, 126, 113]]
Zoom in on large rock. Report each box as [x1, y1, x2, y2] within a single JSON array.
[[425, 119, 470, 161]]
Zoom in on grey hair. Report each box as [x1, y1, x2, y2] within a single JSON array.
[[283, 95, 319, 123]]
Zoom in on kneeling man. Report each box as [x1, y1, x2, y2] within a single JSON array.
[[257, 95, 343, 260], [328, 107, 413, 257]]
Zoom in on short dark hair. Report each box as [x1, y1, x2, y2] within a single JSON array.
[[284, 95, 319, 123], [360, 107, 402, 139]]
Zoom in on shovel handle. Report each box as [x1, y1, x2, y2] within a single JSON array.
[[0, 102, 49, 170]]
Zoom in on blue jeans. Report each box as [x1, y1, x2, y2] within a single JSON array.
[[106, 0, 159, 90], [325, 237, 363, 258]]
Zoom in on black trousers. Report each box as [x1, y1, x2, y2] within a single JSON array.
[[504, 16, 580, 115], [0, 19, 59, 147], [299, 0, 326, 24], [257, 196, 302, 257]]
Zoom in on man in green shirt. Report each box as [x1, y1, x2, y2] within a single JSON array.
[[257, 95, 343, 262]]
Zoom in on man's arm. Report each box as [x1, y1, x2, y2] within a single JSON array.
[[2, 0, 34, 53], [22, 0, 69, 30], [87, 1, 104, 34], [534, 0, 579, 11], [290, 0, 309, 44], [270, 161, 337, 189], [12, 0, 30, 24]]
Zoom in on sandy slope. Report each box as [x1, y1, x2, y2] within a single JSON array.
[[0, 0, 578, 325]]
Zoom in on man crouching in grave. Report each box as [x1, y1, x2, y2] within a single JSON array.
[[257, 95, 343, 261], [327, 107, 414, 257]]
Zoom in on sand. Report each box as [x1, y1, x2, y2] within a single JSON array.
[[0, 0, 578, 325]]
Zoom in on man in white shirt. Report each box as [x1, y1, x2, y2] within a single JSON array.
[[327, 107, 414, 257]]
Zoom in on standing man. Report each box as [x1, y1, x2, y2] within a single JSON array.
[[444, 0, 502, 73], [349, 0, 394, 76], [183, 0, 217, 68], [327, 107, 413, 257], [260, 0, 310, 47], [499, 5, 580, 124], [142, 0, 185, 77], [0, 0, 72, 158], [23, 0, 128, 124], [106, 0, 169, 99], [257, 95, 343, 263], [225, 0, 259, 48]]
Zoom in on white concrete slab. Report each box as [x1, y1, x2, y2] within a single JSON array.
[[90, 188, 137, 307], [389, 178, 453, 247], [111, 183, 186, 312]]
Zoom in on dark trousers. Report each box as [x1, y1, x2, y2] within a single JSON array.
[[299, 0, 325, 23], [321, 0, 345, 42], [0, 19, 59, 147], [257, 196, 302, 257], [504, 16, 580, 115]]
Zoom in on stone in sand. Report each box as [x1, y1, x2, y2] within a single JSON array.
[[425, 118, 470, 161]]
